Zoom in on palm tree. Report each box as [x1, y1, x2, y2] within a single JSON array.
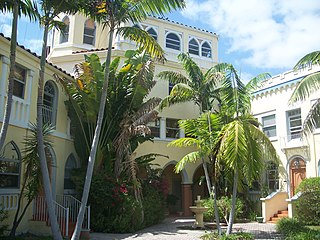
[[158, 53, 225, 230], [72, 1, 186, 238], [35, 1, 81, 239], [216, 64, 278, 235], [170, 113, 223, 234], [289, 51, 320, 132], [0, 0, 37, 151], [10, 123, 54, 237]]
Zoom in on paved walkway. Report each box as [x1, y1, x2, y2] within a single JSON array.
[[90, 218, 282, 240]]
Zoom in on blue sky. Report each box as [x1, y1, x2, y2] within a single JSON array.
[[1, 0, 320, 80]]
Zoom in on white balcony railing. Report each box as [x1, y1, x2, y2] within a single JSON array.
[[0, 193, 19, 210]]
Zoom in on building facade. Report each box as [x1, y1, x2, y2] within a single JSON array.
[[252, 64, 320, 222], [47, 14, 219, 216]]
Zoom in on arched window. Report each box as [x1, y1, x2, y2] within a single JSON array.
[[0, 141, 21, 188], [64, 154, 78, 191], [43, 81, 58, 127], [60, 16, 70, 44], [83, 19, 95, 45], [147, 27, 157, 41], [188, 38, 199, 55], [201, 41, 212, 58], [266, 161, 279, 192], [166, 33, 181, 51]]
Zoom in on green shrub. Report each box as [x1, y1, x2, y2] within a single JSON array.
[[142, 184, 166, 227], [202, 196, 244, 223], [201, 232, 254, 240], [276, 218, 306, 236], [0, 207, 8, 236], [296, 177, 320, 225], [286, 230, 320, 240]]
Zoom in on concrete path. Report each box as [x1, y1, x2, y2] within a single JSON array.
[[90, 218, 281, 240]]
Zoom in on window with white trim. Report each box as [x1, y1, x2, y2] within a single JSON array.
[[287, 109, 302, 140], [166, 118, 180, 138], [43, 81, 57, 127], [201, 41, 212, 58], [262, 114, 276, 137], [83, 19, 95, 45], [266, 161, 279, 191], [64, 154, 77, 190], [13, 65, 26, 99], [148, 118, 160, 138], [188, 38, 199, 55], [147, 27, 157, 41], [166, 33, 180, 51], [0, 141, 21, 189], [60, 16, 69, 44]]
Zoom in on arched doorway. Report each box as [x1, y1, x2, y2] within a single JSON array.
[[162, 164, 182, 214], [192, 165, 209, 200], [289, 157, 306, 197]]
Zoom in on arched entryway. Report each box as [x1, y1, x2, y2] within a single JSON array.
[[162, 163, 182, 214], [289, 157, 306, 197], [192, 165, 209, 200]]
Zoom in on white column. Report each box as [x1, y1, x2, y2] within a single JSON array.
[[0, 56, 10, 121], [160, 117, 166, 140], [24, 70, 34, 127]]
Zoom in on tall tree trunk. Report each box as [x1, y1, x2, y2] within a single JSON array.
[[0, 1, 18, 151], [72, 28, 115, 240], [202, 159, 212, 194], [226, 169, 238, 235], [36, 23, 62, 240], [210, 155, 221, 235]]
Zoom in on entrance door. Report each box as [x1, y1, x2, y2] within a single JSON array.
[[290, 158, 306, 197]]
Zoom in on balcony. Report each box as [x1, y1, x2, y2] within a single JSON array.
[[280, 133, 308, 150]]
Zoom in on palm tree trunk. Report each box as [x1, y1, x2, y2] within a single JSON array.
[[36, 23, 62, 240], [72, 28, 115, 240], [0, 1, 18, 151], [226, 169, 238, 235], [202, 159, 212, 194]]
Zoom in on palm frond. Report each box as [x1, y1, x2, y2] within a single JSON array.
[[178, 53, 203, 86], [289, 72, 320, 103], [246, 72, 271, 93], [117, 26, 165, 61], [132, 97, 161, 123], [294, 51, 320, 69], [302, 99, 320, 133], [174, 151, 201, 173], [157, 71, 189, 85], [168, 137, 200, 148]]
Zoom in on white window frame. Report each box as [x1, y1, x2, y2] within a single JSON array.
[[13, 64, 26, 99], [0, 141, 21, 191], [287, 108, 302, 140], [83, 19, 96, 45], [262, 114, 277, 138], [201, 41, 212, 58], [60, 16, 70, 44], [43, 81, 58, 127], [146, 26, 158, 41], [188, 37, 199, 56], [165, 31, 182, 52], [166, 118, 180, 139]]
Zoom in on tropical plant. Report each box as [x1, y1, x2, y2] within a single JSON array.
[[214, 64, 277, 235], [34, 1, 81, 239], [9, 123, 54, 237], [159, 53, 226, 234], [0, 0, 37, 151], [72, 1, 186, 237], [289, 51, 320, 132]]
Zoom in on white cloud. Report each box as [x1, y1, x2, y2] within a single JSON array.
[[0, 24, 12, 37], [24, 39, 43, 55], [182, 0, 320, 69], [0, 11, 13, 23]]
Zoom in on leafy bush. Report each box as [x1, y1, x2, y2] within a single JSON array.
[[0, 207, 8, 236], [296, 177, 320, 225], [201, 232, 254, 240], [286, 230, 320, 240], [202, 196, 244, 223], [142, 183, 166, 227], [276, 218, 306, 236]]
